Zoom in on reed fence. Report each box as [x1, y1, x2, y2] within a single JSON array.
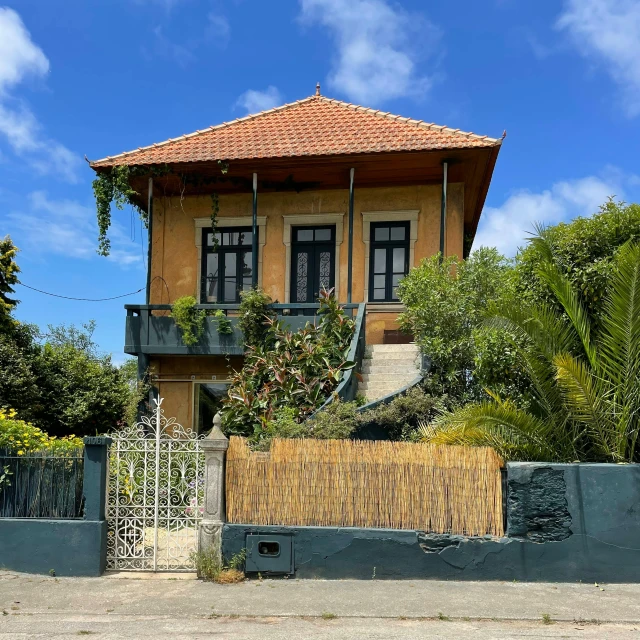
[[226, 438, 504, 536], [0, 448, 84, 519]]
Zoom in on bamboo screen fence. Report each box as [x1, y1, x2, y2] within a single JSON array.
[[226, 438, 504, 536]]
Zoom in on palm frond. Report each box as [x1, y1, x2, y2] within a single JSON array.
[[528, 225, 555, 263], [484, 307, 571, 423], [486, 302, 576, 362], [429, 400, 566, 461], [598, 241, 640, 461], [537, 261, 597, 368], [553, 352, 614, 460]]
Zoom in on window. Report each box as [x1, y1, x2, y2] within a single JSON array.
[[201, 227, 254, 303], [369, 221, 409, 302], [193, 382, 229, 435]]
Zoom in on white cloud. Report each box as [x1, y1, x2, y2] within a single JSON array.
[[206, 13, 230, 45], [299, 0, 439, 105], [0, 7, 48, 94], [0, 8, 78, 181], [473, 171, 632, 257], [556, 0, 640, 117], [146, 12, 230, 64], [235, 86, 283, 114], [150, 26, 196, 66], [6, 191, 143, 268]]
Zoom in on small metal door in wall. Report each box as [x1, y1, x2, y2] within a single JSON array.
[[291, 226, 335, 312], [245, 533, 294, 575]]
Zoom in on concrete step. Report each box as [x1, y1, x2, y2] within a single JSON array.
[[362, 362, 420, 374], [359, 381, 418, 393], [360, 373, 418, 384], [365, 344, 419, 355], [358, 388, 401, 401], [363, 352, 420, 361]]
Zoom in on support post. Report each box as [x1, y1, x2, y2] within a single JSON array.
[[198, 413, 229, 562], [82, 436, 112, 522], [347, 167, 355, 303], [146, 177, 153, 304], [439, 162, 448, 258], [251, 172, 258, 288]]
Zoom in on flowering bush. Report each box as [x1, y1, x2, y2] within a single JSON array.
[[0, 408, 82, 455]]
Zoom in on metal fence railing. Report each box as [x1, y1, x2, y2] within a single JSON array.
[[0, 448, 84, 519]]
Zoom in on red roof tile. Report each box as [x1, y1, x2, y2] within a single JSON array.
[[91, 95, 502, 167]]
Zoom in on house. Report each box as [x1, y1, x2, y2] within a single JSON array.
[[90, 86, 502, 431]]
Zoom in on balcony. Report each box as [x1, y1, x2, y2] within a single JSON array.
[[124, 303, 362, 357]]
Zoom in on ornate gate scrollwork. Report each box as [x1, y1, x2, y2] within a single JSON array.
[[106, 399, 204, 571]]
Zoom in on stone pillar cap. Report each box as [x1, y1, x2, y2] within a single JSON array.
[[201, 412, 229, 451]]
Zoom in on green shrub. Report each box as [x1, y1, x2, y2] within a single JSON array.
[[306, 400, 360, 440], [398, 248, 520, 405], [515, 198, 640, 326], [359, 387, 442, 441], [221, 290, 355, 438], [0, 408, 82, 455], [212, 309, 233, 336], [192, 547, 246, 583], [238, 287, 275, 349], [171, 296, 205, 346]]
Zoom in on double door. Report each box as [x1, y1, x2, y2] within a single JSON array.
[[291, 226, 335, 307]]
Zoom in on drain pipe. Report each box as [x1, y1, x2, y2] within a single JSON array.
[[347, 167, 355, 304], [252, 172, 258, 287], [439, 161, 448, 258]]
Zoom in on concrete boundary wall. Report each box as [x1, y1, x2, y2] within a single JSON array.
[[222, 462, 640, 582], [0, 437, 111, 577]]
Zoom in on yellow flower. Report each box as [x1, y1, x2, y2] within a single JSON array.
[[17, 450, 24, 456]]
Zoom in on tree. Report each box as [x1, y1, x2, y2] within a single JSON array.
[[515, 198, 640, 326], [30, 323, 133, 437], [423, 239, 640, 463], [397, 248, 528, 405], [0, 243, 138, 437], [0, 236, 20, 330]]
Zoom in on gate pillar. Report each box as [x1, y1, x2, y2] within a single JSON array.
[[198, 413, 229, 561]]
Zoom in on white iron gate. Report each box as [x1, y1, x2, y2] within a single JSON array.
[[106, 398, 204, 571]]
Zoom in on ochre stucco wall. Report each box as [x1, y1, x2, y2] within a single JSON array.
[[148, 183, 464, 422], [148, 182, 464, 310], [150, 356, 242, 431]]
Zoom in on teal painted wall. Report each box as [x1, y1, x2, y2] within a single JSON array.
[[0, 520, 107, 576]]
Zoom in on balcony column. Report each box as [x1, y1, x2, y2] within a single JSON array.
[[439, 161, 448, 258], [347, 168, 355, 304], [251, 172, 258, 287], [146, 177, 153, 303]]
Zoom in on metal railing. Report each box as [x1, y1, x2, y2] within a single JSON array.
[[124, 302, 363, 356], [0, 449, 84, 519], [314, 302, 367, 410]]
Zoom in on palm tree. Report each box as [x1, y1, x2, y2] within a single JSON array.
[[421, 238, 640, 463]]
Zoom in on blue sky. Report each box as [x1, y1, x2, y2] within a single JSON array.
[[1, 0, 639, 361]]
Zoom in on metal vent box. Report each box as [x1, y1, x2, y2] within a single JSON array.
[[245, 533, 294, 575]]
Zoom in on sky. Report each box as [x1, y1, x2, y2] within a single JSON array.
[[1, 0, 639, 361]]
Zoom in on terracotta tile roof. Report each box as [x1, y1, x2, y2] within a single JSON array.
[[91, 95, 502, 168]]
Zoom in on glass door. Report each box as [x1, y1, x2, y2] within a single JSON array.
[[291, 226, 335, 313]]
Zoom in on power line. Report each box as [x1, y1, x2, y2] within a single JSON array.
[[18, 282, 145, 302]]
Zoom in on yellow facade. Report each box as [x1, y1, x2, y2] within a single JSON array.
[[147, 183, 464, 427]]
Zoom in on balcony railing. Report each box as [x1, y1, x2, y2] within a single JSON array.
[[124, 303, 363, 357]]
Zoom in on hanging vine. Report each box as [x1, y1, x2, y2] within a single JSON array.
[[92, 164, 170, 256], [210, 193, 220, 252], [92, 160, 230, 257]]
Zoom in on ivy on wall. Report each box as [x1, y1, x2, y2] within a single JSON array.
[[92, 160, 230, 257]]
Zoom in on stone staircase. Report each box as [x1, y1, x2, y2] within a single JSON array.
[[358, 343, 421, 402]]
